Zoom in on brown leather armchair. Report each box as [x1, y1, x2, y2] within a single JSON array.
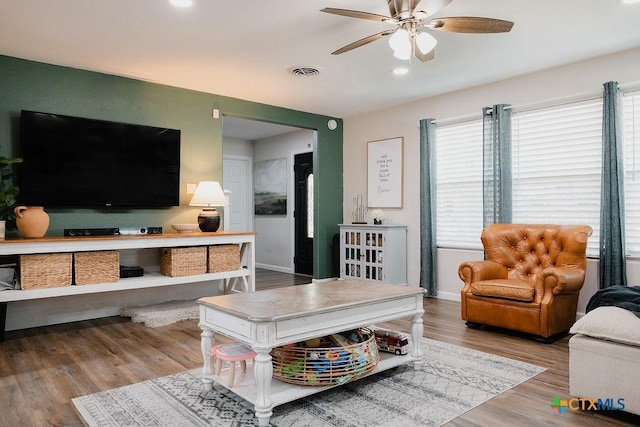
[[459, 224, 593, 340]]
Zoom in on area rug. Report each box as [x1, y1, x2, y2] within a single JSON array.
[[72, 338, 545, 427], [121, 300, 199, 327]]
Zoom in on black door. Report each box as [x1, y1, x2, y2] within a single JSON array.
[[294, 152, 313, 275]]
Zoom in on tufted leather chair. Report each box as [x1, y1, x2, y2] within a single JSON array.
[[458, 224, 593, 340]]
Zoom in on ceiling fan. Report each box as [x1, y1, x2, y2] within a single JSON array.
[[321, 0, 514, 62]]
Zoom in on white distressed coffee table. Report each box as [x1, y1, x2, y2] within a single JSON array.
[[198, 279, 424, 426]]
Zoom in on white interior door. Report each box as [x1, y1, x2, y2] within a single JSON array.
[[223, 155, 253, 231]]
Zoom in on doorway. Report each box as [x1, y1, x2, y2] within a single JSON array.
[[294, 151, 313, 275], [222, 155, 252, 232]]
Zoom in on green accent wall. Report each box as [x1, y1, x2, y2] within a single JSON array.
[[0, 55, 343, 279]]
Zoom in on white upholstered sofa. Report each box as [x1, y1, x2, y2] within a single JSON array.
[[569, 306, 640, 415]]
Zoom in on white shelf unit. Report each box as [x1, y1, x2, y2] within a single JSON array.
[[339, 224, 407, 284], [0, 232, 255, 340]]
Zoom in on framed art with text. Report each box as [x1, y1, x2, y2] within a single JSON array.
[[367, 137, 403, 208]]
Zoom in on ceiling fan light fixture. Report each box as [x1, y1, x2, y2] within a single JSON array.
[[393, 47, 411, 60], [416, 32, 437, 54], [388, 28, 410, 51]]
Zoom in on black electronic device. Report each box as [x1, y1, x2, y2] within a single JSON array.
[[64, 228, 120, 237], [119, 265, 144, 278], [20, 110, 181, 208]]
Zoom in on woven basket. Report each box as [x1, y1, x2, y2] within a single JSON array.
[[74, 251, 120, 285], [208, 244, 240, 273], [19, 253, 72, 290], [160, 246, 207, 277], [271, 328, 379, 386]]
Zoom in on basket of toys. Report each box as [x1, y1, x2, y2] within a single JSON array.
[[271, 328, 379, 386]]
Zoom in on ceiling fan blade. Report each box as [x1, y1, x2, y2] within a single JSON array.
[[331, 29, 396, 55], [415, 47, 435, 62], [427, 17, 514, 33], [321, 8, 392, 22]]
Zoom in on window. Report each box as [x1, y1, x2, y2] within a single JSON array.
[[623, 90, 640, 255], [436, 120, 484, 248], [511, 99, 602, 255], [307, 173, 314, 238]]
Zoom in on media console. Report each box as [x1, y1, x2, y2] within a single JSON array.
[[0, 231, 256, 341]]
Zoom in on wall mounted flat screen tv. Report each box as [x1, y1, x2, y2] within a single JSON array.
[[20, 110, 181, 208]]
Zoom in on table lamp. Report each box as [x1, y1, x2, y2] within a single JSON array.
[[189, 181, 229, 232]]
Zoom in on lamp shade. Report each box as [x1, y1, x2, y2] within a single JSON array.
[[189, 181, 228, 207], [189, 181, 228, 232]]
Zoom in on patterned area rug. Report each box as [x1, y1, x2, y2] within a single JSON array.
[[72, 338, 545, 427]]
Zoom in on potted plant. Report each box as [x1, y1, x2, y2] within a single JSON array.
[[0, 153, 22, 239]]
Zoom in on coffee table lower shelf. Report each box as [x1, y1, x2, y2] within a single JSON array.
[[205, 351, 415, 407]]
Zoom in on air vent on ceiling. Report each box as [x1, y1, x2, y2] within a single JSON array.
[[288, 66, 323, 77]]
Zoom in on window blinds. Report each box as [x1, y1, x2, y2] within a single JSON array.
[[511, 99, 602, 255], [623, 90, 640, 255], [436, 120, 484, 249]]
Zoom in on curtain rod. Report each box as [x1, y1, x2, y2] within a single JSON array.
[[431, 82, 640, 127], [433, 89, 606, 126]]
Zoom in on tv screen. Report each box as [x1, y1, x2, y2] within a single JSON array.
[[20, 111, 180, 208]]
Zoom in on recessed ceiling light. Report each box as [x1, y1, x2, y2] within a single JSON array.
[[621, 0, 640, 4], [392, 67, 409, 76], [170, 0, 193, 7]]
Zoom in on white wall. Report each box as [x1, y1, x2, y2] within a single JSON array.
[[343, 47, 640, 315], [253, 129, 313, 273], [223, 136, 254, 157]]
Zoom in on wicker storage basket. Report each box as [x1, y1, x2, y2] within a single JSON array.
[[160, 246, 207, 277], [271, 328, 379, 386], [74, 251, 120, 285], [19, 253, 72, 290], [208, 244, 240, 273]]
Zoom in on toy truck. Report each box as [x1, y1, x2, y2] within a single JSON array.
[[373, 328, 410, 355]]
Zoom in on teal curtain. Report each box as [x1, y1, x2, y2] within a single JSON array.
[[419, 118, 437, 296], [600, 81, 627, 288], [482, 104, 512, 227]]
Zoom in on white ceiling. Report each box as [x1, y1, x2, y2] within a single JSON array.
[[2, 0, 640, 125]]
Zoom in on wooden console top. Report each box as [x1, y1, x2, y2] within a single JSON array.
[[0, 231, 256, 245]]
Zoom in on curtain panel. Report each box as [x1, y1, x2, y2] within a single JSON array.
[[420, 118, 437, 296], [482, 104, 513, 227], [600, 81, 627, 288]]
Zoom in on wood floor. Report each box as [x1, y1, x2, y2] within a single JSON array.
[[1, 270, 638, 427]]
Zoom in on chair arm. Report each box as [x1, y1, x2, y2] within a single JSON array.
[[542, 266, 586, 296], [458, 260, 508, 286]]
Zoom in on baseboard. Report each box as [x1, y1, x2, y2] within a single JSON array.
[[436, 290, 461, 302], [312, 277, 337, 284], [255, 263, 293, 274]]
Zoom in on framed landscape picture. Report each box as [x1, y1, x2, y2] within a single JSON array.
[[254, 157, 287, 215], [367, 137, 403, 208]]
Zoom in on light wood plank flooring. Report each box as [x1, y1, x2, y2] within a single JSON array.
[[1, 270, 638, 426]]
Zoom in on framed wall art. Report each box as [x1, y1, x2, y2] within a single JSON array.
[[367, 137, 403, 208], [254, 157, 287, 215]]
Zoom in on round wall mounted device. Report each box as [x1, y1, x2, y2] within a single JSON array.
[[327, 119, 338, 130]]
